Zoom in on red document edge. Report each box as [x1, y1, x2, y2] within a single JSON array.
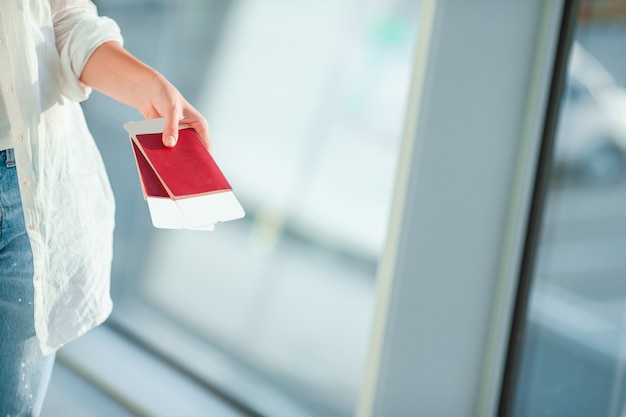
[[131, 141, 169, 198]]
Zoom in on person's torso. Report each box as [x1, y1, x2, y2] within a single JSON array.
[[0, 0, 120, 354]]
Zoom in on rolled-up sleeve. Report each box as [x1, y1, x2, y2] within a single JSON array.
[[51, 0, 123, 101]]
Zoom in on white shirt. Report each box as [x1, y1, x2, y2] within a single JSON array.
[[0, 88, 10, 149], [0, 0, 123, 355], [0, 81, 12, 151]]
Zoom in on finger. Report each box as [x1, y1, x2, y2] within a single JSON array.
[[181, 118, 211, 151], [181, 106, 210, 150], [162, 104, 182, 148]]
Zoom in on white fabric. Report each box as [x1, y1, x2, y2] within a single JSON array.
[[0, 0, 123, 355], [0, 83, 9, 149]]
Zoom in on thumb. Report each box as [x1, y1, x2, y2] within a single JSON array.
[[162, 115, 179, 148]]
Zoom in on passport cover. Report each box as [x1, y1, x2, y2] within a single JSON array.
[[133, 128, 232, 199]]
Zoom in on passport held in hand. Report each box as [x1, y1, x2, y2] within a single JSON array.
[[124, 118, 245, 230]]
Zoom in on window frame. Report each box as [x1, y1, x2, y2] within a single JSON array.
[[497, 2, 580, 415], [357, 1, 569, 416]]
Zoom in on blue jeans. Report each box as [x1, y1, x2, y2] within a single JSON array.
[[0, 149, 55, 417]]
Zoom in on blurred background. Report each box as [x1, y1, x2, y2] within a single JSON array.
[[39, 1, 626, 416], [42, 0, 420, 416]]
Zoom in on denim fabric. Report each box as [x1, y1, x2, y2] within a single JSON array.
[[0, 149, 55, 417]]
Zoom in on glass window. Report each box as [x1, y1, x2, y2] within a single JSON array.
[[504, 1, 626, 416], [84, 0, 420, 415]]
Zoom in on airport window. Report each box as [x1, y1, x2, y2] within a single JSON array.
[[81, 0, 421, 415], [503, 1, 626, 416]]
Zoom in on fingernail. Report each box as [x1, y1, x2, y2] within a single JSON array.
[[165, 135, 177, 147]]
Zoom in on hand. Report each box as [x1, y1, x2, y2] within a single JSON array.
[[80, 42, 210, 149], [139, 72, 210, 149]]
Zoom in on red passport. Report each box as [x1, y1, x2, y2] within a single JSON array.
[[125, 119, 245, 230], [133, 128, 232, 198]]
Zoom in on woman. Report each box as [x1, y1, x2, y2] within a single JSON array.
[[0, 1, 208, 415]]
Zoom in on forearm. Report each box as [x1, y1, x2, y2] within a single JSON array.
[[80, 41, 163, 113]]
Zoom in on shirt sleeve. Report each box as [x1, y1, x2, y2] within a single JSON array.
[[50, 0, 124, 101]]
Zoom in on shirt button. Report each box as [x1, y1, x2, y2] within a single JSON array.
[[0, 38, 4, 45], [16, 134, 23, 142], [5, 86, 12, 93], [22, 180, 31, 188], [28, 224, 37, 231], [34, 274, 41, 282]]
